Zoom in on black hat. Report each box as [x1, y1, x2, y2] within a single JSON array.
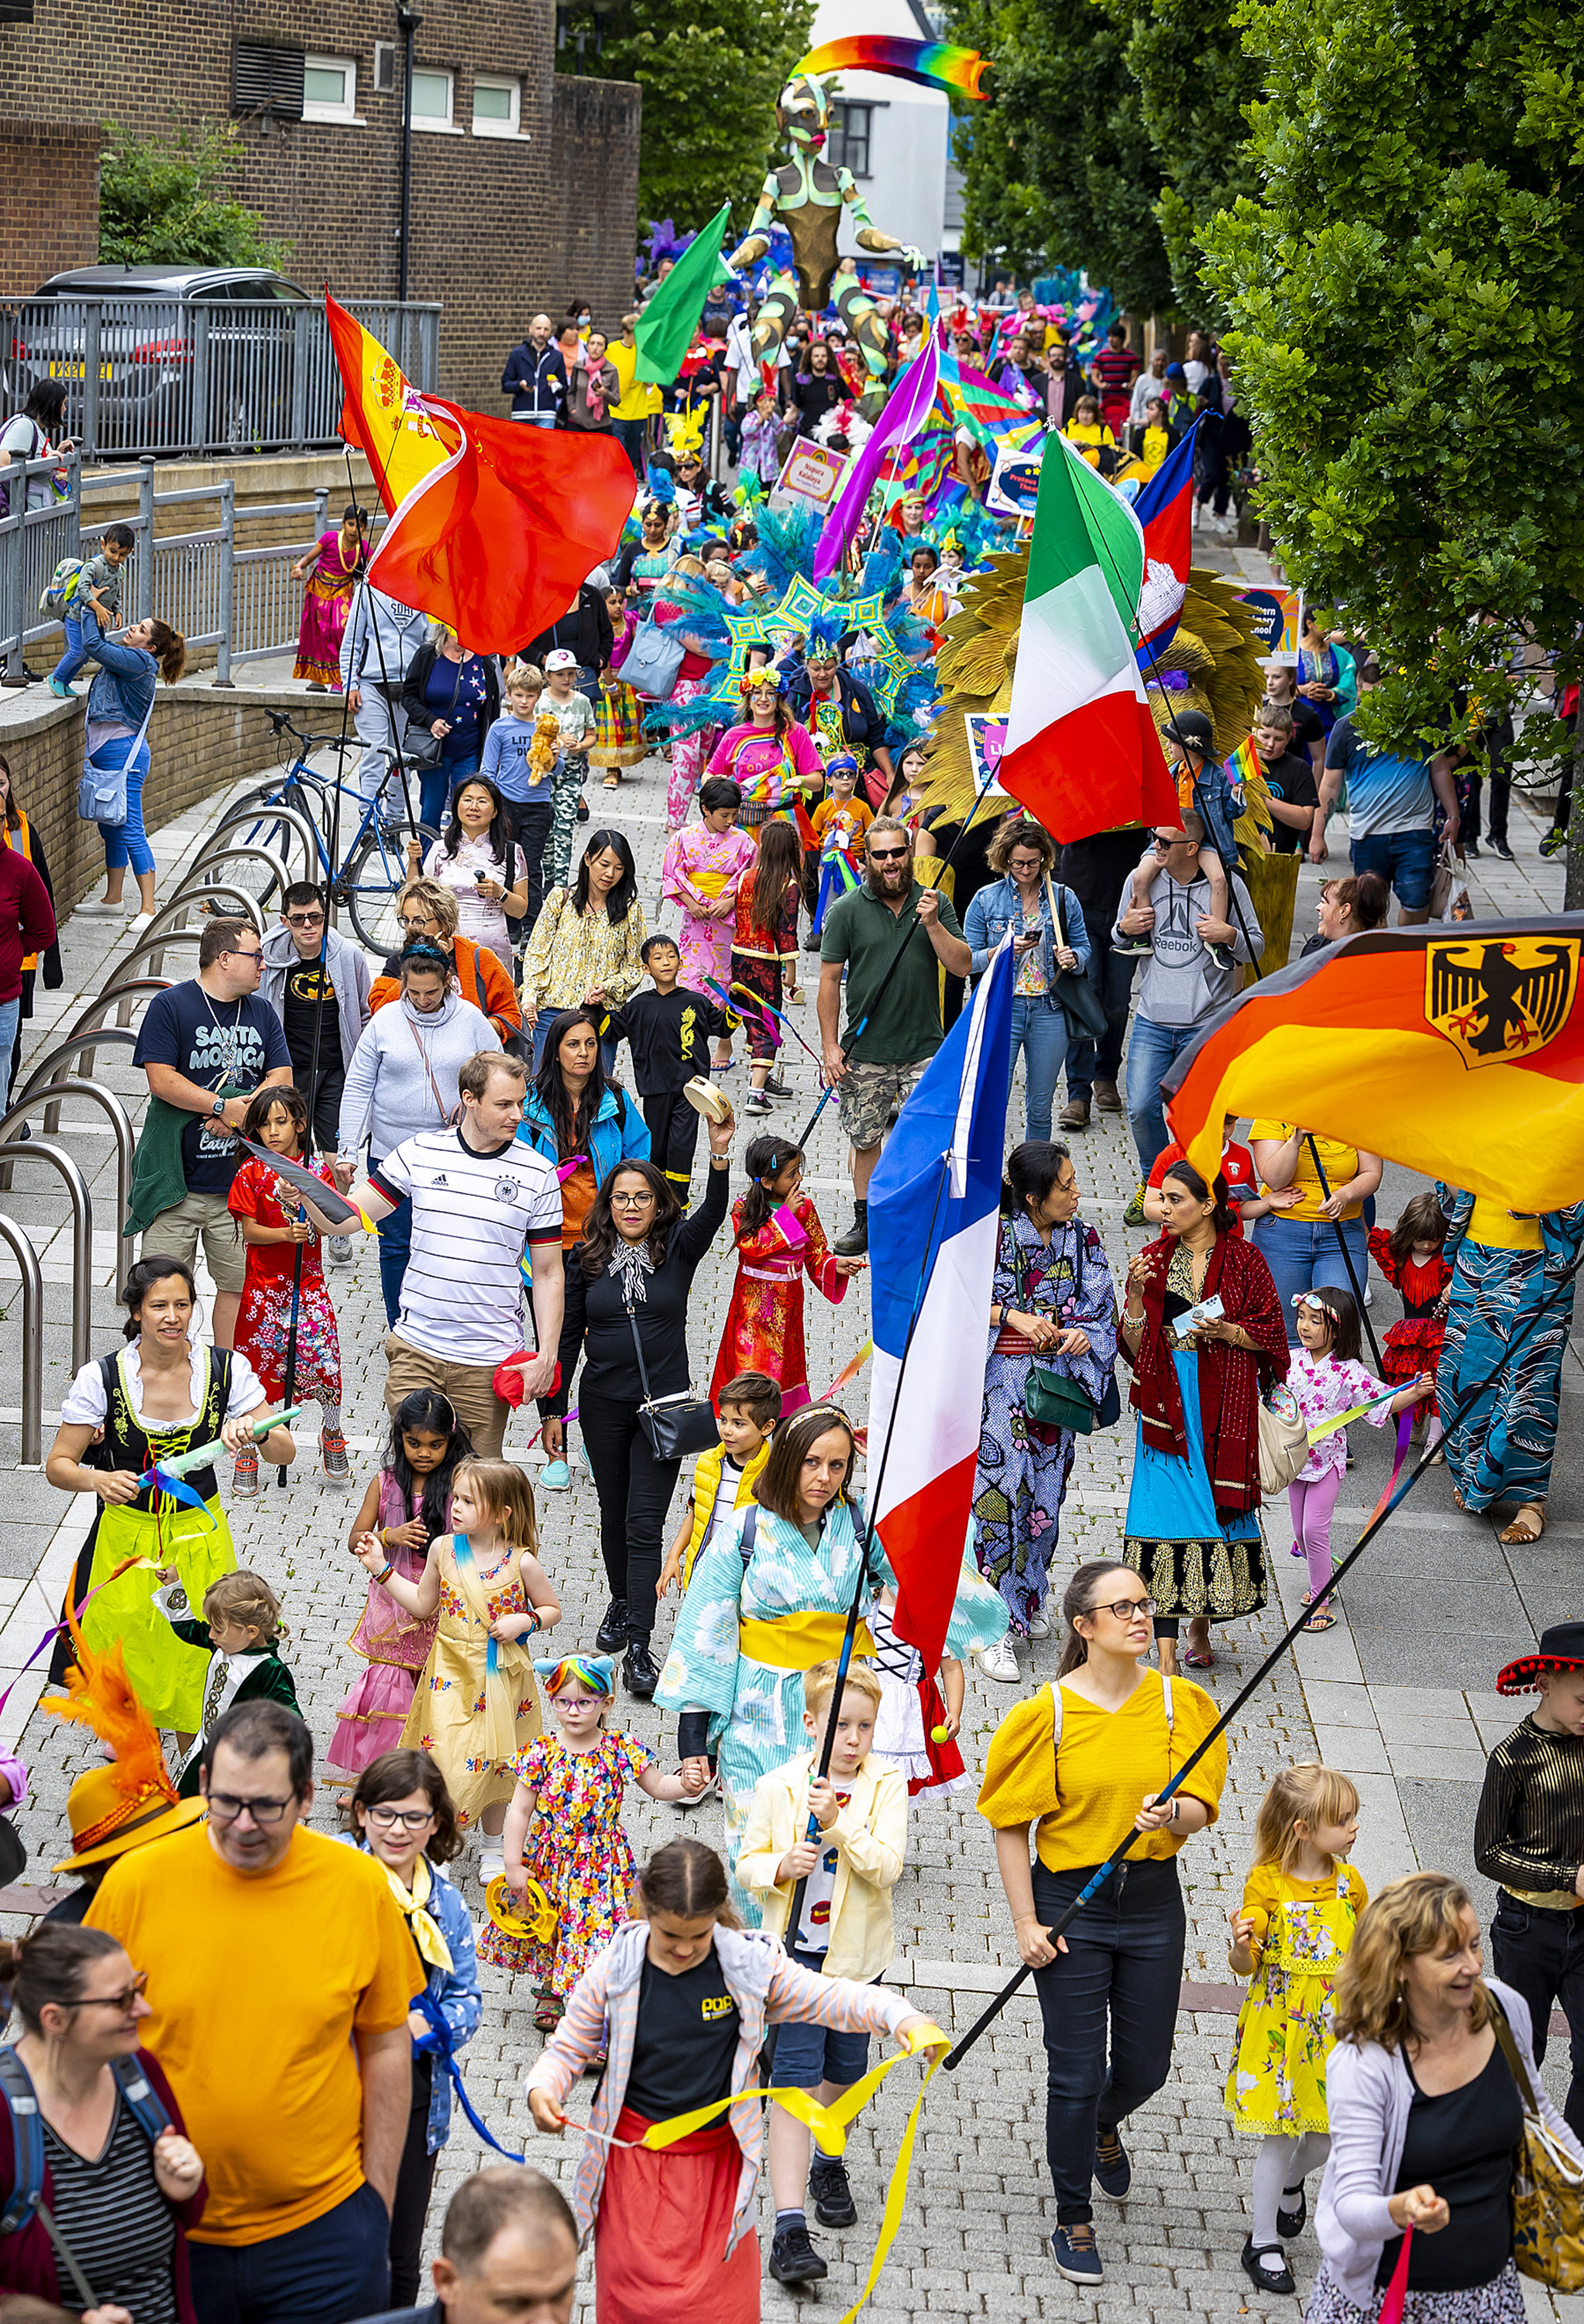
[[1170, 709, 1217, 754], [1497, 1623, 1584, 1694]]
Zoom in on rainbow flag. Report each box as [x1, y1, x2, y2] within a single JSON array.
[[794, 38, 990, 99], [1225, 736, 1261, 807]]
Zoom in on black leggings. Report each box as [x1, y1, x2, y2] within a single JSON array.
[[579, 1386, 683, 1645], [388, 2053, 438, 2307]]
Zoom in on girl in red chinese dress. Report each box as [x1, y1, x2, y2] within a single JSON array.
[[227, 1085, 345, 1488], [710, 1135, 865, 1413]]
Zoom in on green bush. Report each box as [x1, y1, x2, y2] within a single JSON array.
[[98, 119, 293, 271]]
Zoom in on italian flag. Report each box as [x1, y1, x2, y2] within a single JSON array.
[[1001, 435, 1178, 841]]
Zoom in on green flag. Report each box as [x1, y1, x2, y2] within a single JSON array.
[[634, 205, 732, 387]]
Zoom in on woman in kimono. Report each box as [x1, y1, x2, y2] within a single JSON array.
[[660, 775, 758, 1025], [658, 1404, 885, 1915], [1438, 1183, 1584, 1545], [710, 1133, 863, 1411], [972, 1143, 1119, 1682]]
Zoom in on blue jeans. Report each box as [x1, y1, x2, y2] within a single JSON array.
[[614, 417, 648, 476], [1064, 905, 1135, 1102], [1350, 827, 1434, 913], [1252, 1211, 1369, 1342], [373, 1170, 411, 1328], [1031, 1857, 1186, 2226], [98, 740, 156, 877], [187, 2179, 390, 2324], [421, 745, 479, 835], [516, 411, 557, 429], [1123, 1016, 1201, 1175], [0, 995, 19, 1116], [1009, 993, 1069, 1144], [51, 614, 91, 686]]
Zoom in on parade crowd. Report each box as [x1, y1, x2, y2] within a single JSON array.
[[0, 262, 1579, 2324]]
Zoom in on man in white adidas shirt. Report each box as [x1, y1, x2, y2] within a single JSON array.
[[301, 1050, 564, 1456]]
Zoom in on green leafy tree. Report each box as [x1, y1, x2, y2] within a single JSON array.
[[98, 119, 292, 270], [945, 0, 1173, 315], [556, 0, 815, 238], [1201, 0, 1584, 892], [1107, 0, 1260, 316]]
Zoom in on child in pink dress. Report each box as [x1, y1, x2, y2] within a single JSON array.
[[327, 1391, 473, 1779]]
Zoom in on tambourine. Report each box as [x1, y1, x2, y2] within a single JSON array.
[[485, 1872, 559, 1945], [682, 1074, 733, 1124]]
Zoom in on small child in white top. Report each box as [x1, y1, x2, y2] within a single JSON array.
[[1287, 1287, 1431, 1631]]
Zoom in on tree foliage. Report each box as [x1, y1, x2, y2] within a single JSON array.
[[555, 0, 816, 239], [1109, 0, 1260, 316], [1201, 0, 1584, 760], [98, 120, 292, 270], [945, 0, 1173, 316]]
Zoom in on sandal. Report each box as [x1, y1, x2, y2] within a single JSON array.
[[1500, 1502, 1547, 1545], [1184, 1646, 1215, 1669], [602, 774, 620, 789], [1302, 1608, 1337, 1632], [533, 1997, 564, 2033]]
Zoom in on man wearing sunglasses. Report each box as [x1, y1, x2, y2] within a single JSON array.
[[1112, 812, 1262, 1195], [818, 815, 971, 1255], [259, 881, 373, 1199], [88, 1700, 423, 2324]]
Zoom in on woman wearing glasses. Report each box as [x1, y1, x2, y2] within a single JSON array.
[[0, 1923, 205, 2319], [1118, 1157, 1289, 1674], [978, 1557, 1228, 2285], [341, 1748, 481, 2309], [369, 878, 523, 1050], [541, 1110, 736, 1702]]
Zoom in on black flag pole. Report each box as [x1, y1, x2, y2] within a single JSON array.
[[942, 1240, 1584, 2070]]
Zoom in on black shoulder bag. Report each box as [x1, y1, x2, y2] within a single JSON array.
[[624, 1287, 720, 1459]]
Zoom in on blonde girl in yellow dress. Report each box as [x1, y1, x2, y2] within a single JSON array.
[[1226, 1762, 1366, 2297], [353, 1457, 560, 1873]]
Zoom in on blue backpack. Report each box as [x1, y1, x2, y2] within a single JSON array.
[[0, 2044, 172, 2305]]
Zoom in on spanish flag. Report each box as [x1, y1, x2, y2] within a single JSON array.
[[325, 295, 635, 656], [1162, 918, 1584, 1212]]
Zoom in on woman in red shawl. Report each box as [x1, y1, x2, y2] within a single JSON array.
[[1118, 1157, 1288, 1676]]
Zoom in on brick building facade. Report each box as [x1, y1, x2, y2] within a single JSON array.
[[0, 0, 640, 411]]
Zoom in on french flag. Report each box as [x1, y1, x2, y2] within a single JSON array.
[[1132, 418, 1199, 663], [865, 933, 1015, 1672]]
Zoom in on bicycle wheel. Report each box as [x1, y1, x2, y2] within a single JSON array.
[[211, 796, 311, 875], [341, 821, 442, 952]]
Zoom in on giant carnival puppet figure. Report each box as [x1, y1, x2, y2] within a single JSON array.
[[728, 40, 991, 412]]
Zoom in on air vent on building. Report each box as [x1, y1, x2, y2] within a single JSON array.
[[0, 2, 35, 23], [373, 42, 396, 94], [232, 41, 306, 119]]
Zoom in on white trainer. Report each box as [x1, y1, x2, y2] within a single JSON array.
[[981, 1637, 1021, 1683]]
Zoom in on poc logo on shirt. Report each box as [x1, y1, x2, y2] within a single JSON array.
[[700, 1995, 734, 2022]]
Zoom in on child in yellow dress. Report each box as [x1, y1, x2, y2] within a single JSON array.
[[354, 1457, 561, 1873], [1226, 1763, 1366, 2297]]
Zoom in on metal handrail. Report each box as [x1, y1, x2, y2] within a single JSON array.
[[0, 1215, 43, 1464], [0, 1084, 133, 1247], [0, 1138, 92, 1371], [136, 889, 265, 945], [168, 843, 292, 910]]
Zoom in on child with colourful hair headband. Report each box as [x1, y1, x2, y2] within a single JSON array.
[[479, 1645, 706, 2033]]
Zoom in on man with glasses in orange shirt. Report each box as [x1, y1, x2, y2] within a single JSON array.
[[88, 1700, 421, 2324]]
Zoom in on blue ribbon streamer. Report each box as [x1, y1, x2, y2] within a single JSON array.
[[414, 1989, 526, 2163]]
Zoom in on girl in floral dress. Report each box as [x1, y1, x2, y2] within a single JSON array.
[[354, 1460, 561, 1866], [1225, 1764, 1366, 2297], [227, 1087, 345, 1487], [483, 1654, 702, 2029], [328, 1390, 474, 1780]]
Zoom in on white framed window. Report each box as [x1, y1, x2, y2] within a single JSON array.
[[472, 75, 521, 136], [302, 54, 358, 124], [410, 66, 456, 131]]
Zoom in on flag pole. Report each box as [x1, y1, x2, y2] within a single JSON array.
[[942, 1239, 1584, 2069], [782, 1152, 953, 1943], [1301, 1134, 1387, 1373]]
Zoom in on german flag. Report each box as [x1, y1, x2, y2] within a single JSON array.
[[1162, 918, 1584, 1212]]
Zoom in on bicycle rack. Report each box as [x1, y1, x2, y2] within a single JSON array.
[[50, 984, 170, 1095], [0, 1215, 43, 1464], [104, 927, 201, 985], [0, 1085, 133, 1247], [169, 843, 293, 912], [137, 889, 265, 948], [209, 800, 322, 885], [18, 1029, 141, 1121], [0, 1137, 93, 1373]]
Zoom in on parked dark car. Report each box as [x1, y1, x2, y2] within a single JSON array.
[[5, 266, 319, 456]]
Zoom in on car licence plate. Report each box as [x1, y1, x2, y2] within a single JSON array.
[[46, 362, 112, 380]]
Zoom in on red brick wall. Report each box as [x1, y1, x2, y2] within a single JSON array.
[[0, 122, 101, 299], [0, 4, 639, 412]]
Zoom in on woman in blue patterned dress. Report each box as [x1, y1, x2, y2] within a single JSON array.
[[656, 1404, 888, 1918], [1438, 1184, 1584, 1545], [971, 1142, 1119, 1683]]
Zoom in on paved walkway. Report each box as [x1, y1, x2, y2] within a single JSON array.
[[1, 587, 1580, 2320]]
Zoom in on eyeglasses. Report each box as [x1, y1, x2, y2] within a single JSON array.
[[226, 944, 264, 962], [285, 912, 325, 929], [1149, 834, 1187, 854], [206, 1791, 296, 1825], [1091, 1594, 1156, 1621], [365, 1804, 437, 1832], [868, 846, 909, 863], [612, 1191, 655, 1208], [69, 1970, 149, 2013]]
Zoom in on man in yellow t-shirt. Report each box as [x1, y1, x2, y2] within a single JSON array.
[[88, 1700, 422, 2321], [609, 312, 661, 482]]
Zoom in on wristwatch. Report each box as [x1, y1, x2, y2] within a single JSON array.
[[210, 1097, 226, 1119]]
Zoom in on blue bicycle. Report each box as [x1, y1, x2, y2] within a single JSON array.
[[222, 711, 440, 951]]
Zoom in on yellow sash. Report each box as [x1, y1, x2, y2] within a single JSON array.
[[737, 1611, 875, 1669]]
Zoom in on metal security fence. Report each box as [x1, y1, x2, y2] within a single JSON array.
[[0, 454, 385, 683], [1, 297, 440, 461]]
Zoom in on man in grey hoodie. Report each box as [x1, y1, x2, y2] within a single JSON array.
[[338, 579, 431, 812], [1113, 810, 1263, 1181], [259, 882, 373, 1265]]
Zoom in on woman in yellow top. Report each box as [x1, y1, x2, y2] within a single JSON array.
[[1436, 1183, 1584, 1544], [1248, 1120, 1382, 1345], [1062, 394, 1118, 474], [978, 1556, 1227, 2286], [520, 830, 647, 1075]]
